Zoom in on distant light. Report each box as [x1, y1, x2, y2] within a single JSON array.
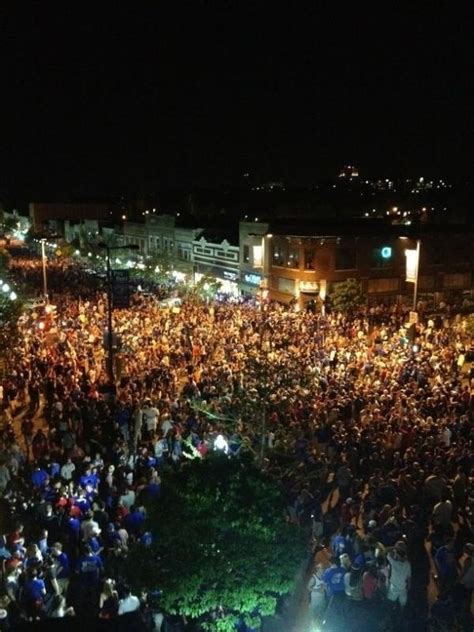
[[88, 252, 92, 257], [74, 250, 80, 255], [2, 283, 10, 293], [38, 322, 45, 330], [122, 215, 127, 220], [381, 246, 392, 259], [9, 291, 17, 301], [392, 206, 398, 212], [419, 177, 424, 182]]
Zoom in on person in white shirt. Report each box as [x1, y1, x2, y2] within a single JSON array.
[[161, 414, 173, 437], [142, 401, 159, 435], [118, 585, 140, 615], [387, 541, 411, 607], [60, 458, 76, 481]]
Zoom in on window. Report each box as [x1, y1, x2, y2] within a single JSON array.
[[272, 241, 287, 266], [335, 243, 357, 270], [304, 248, 315, 270], [287, 244, 300, 269], [367, 278, 399, 293], [277, 277, 295, 294], [243, 245, 250, 263], [444, 273, 471, 289]]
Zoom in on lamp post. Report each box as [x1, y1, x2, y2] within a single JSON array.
[[40, 239, 48, 303], [99, 242, 139, 387], [412, 238, 421, 311]]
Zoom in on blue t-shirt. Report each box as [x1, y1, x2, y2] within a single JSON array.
[[322, 566, 346, 596], [55, 552, 70, 579], [76, 554, 103, 585], [24, 578, 45, 601], [435, 546, 456, 578], [31, 469, 48, 488]]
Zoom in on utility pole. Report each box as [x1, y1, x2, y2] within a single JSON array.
[[99, 242, 139, 388]]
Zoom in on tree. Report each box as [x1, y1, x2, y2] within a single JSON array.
[[329, 278, 365, 313], [123, 454, 306, 631]]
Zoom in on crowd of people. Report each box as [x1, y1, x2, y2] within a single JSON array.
[[0, 255, 473, 630]]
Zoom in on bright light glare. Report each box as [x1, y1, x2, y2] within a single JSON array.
[[9, 291, 17, 301], [2, 283, 10, 293], [214, 434, 228, 452]]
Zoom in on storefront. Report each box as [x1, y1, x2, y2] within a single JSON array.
[[239, 271, 262, 297], [194, 268, 240, 296]]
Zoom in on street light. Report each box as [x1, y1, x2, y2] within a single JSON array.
[[99, 242, 140, 387]]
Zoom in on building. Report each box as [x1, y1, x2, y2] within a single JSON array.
[[239, 220, 270, 297], [240, 219, 474, 307], [29, 202, 111, 233], [192, 228, 240, 296]]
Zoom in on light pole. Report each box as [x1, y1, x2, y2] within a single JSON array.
[[40, 239, 48, 303], [99, 242, 139, 387], [412, 238, 421, 311]]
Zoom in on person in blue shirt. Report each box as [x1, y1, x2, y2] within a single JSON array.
[[322, 558, 346, 597], [124, 506, 145, 536], [22, 568, 46, 619], [435, 537, 457, 595], [31, 466, 48, 489], [76, 544, 103, 587], [51, 542, 70, 595]]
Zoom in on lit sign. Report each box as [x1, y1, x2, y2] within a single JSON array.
[[244, 273, 261, 285], [223, 270, 238, 281], [253, 245, 263, 267], [381, 246, 392, 259], [299, 281, 319, 293]]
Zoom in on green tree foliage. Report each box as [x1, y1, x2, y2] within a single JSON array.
[[330, 278, 365, 313], [124, 454, 306, 631]]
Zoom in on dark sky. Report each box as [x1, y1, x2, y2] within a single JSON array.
[[0, 3, 473, 200]]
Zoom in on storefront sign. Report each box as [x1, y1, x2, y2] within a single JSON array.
[[299, 281, 319, 293], [223, 270, 238, 281], [243, 273, 261, 286]]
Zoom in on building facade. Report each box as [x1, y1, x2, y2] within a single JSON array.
[[192, 233, 240, 295], [240, 220, 474, 307]]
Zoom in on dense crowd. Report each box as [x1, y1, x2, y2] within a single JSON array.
[[0, 257, 473, 630]]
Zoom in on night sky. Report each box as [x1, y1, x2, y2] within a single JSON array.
[[0, 4, 473, 200]]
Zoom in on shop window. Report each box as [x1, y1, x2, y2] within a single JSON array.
[[277, 277, 295, 294]]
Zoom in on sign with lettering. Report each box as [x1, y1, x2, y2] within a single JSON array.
[[299, 281, 319, 293], [243, 273, 261, 286], [111, 269, 130, 309]]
